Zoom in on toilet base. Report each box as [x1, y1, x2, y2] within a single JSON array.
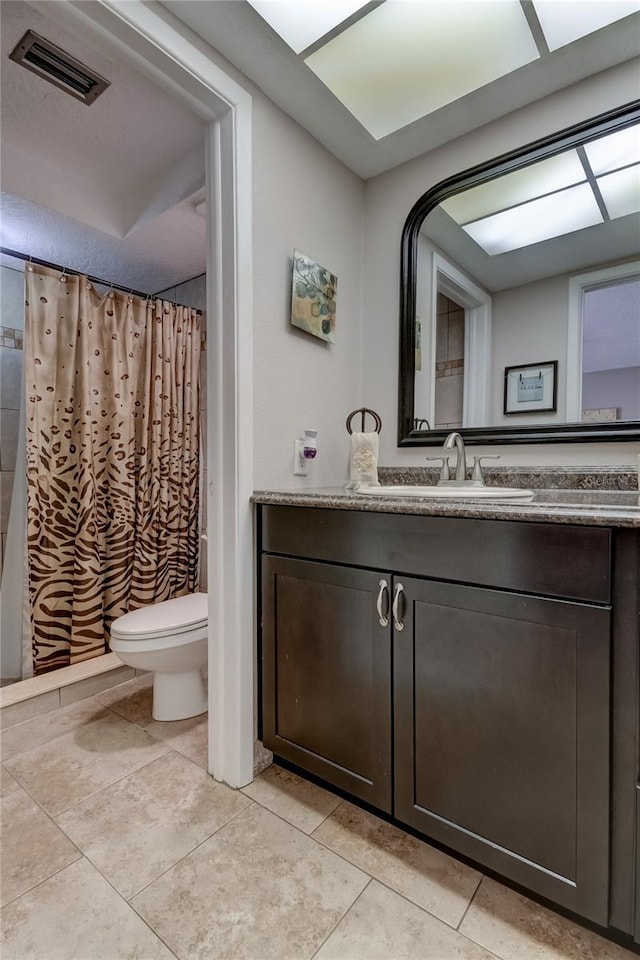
[[152, 668, 208, 721]]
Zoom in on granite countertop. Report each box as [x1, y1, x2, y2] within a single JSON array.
[[252, 485, 640, 528]]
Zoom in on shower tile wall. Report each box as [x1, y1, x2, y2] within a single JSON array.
[[155, 275, 207, 590], [434, 293, 465, 431], [0, 266, 25, 584]]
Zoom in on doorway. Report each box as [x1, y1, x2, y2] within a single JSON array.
[[0, 0, 254, 786]]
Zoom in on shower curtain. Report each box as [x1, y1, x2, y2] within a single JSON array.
[[25, 264, 201, 674]]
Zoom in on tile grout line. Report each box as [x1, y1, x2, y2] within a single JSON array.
[[452, 875, 508, 960], [1, 688, 176, 761], [0, 697, 122, 765], [309, 819, 487, 935], [125, 798, 258, 904], [49, 746, 195, 822], [456, 872, 484, 931], [81, 846, 182, 960], [236, 791, 505, 960], [2, 699, 187, 821], [308, 878, 373, 960], [0, 853, 84, 912]]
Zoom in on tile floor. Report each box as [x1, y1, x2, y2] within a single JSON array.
[[0, 674, 636, 960]]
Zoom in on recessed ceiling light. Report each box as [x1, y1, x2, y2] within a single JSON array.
[[246, 0, 372, 55], [304, 0, 539, 140], [596, 165, 640, 219], [463, 184, 603, 254], [583, 125, 640, 176], [532, 0, 640, 52], [441, 151, 586, 224]]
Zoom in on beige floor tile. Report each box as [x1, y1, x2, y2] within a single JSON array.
[[316, 879, 498, 959], [0, 697, 109, 762], [1, 788, 80, 906], [242, 763, 342, 834], [95, 672, 154, 726], [132, 803, 368, 960], [459, 877, 637, 960], [0, 857, 175, 960], [144, 712, 208, 768], [4, 711, 170, 815], [56, 751, 253, 899], [0, 765, 20, 797], [313, 801, 482, 928]]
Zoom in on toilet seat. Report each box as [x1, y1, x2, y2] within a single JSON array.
[[111, 592, 207, 642]]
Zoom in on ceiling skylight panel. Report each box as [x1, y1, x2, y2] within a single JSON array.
[[532, 0, 640, 52], [304, 1, 539, 140], [583, 126, 640, 176], [597, 165, 640, 219], [441, 151, 586, 224], [463, 184, 603, 255], [247, 0, 372, 55]]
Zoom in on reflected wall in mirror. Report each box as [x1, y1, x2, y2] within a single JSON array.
[[398, 102, 640, 446]]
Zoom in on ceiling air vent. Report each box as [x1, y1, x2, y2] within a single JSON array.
[[9, 30, 110, 105]]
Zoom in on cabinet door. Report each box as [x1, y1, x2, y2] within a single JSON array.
[[262, 556, 392, 811], [394, 577, 610, 924]]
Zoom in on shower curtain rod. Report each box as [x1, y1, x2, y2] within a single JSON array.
[[0, 247, 202, 311]]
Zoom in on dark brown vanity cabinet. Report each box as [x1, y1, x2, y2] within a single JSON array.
[[393, 576, 610, 925], [260, 506, 626, 931], [262, 556, 393, 811]]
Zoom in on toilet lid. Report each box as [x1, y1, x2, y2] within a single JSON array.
[[111, 593, 207, 640]]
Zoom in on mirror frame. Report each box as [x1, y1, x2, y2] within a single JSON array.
[[398, 100, 640, 447]]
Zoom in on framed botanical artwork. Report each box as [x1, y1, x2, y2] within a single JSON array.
[[290, 250, 337, 343], [504, 360, 558, 415]]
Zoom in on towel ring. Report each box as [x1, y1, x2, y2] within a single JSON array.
[[346, 407, 382, 435]]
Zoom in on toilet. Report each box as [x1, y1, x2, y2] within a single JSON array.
[[110, 592, 208, 721]]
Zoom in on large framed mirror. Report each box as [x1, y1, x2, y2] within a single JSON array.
[[398, 101, 640, 446]]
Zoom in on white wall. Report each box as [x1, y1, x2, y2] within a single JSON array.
[[252, 95, 365, 489], [361, 59, 640, 467]]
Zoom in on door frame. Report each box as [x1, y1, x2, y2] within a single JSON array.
[[431, 253, 492, 428], [566, 259, 640, 423], [56, 0, 255, 786]]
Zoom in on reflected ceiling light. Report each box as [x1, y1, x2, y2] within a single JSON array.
[[597, 165, 640, 219], [304, 0, 539, 140], [441, 151, 586, 224], [463, 184, 603, 254], [532, 0, 640, 52], [247, 0, 371, 54], [583, 125, 640, 176]]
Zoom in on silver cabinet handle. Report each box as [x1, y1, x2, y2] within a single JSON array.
[[392, 582, 405, 631], [376, 579, 389, 627]]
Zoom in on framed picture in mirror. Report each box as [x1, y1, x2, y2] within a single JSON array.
[[504, 361, 557, 415]]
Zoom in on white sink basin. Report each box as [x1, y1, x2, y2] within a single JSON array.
[[356, 484, 535, 502]]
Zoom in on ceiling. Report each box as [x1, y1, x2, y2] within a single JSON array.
[[163, 0, 640, 179], [249, 0, 638, 139], [0, 0, 207, 293], [0, 0, 638, 293]]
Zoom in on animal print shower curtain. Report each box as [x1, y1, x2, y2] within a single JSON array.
[[25, 264, 201, 674]]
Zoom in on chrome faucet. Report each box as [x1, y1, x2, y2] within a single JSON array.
[[443, 432, 467, 482]]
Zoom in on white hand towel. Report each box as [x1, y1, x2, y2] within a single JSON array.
[[347, 431, 379, 488]]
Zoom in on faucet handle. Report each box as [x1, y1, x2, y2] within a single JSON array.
[[471, 455, 500, 483], [426, 456, 451, 481]]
